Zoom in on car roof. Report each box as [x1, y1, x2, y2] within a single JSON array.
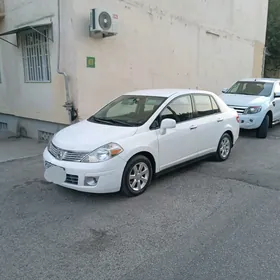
[[123, 89, 215, 98], [239, 78, 280, 83]]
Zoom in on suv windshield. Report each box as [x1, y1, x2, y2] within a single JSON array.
[[226, 81, 273, 97], [88, 95, 166, 127]]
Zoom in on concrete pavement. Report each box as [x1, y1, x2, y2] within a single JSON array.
[[0, 131, 46, 163], [1, 126, 280, 280]]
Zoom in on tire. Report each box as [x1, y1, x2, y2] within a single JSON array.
[[256, 115, 269, 139], [120, 155, 153, 197], [215, 133, 232, 161]]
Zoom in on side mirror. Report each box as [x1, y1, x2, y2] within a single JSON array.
[[160, 118, 176, 135], [222, 88, 228, 93]]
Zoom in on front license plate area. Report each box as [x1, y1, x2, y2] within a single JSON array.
[[44, 166, 66, 184]]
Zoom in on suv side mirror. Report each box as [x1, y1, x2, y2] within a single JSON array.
[[160, 118, 176, 135], [222, 88, 228, 93]]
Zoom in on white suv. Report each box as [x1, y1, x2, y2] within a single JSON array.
[[221, 78, 280, 138]]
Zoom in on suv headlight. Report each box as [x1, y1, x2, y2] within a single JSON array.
[[244, 106, 262, 114], [81, 143, 123, 163]]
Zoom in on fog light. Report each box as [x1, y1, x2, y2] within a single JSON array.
[[84, 176, 99, 186]]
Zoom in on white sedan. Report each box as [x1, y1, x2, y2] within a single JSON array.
[[43, 89, 240, 196]]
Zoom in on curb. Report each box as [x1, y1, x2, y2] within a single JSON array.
[[0, 154, 42, 164]]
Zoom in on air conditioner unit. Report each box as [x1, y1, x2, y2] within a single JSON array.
[[89, 8, 118, 38]]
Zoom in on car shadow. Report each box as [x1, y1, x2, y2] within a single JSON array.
[[154, 159, 205, 183], [239, 129, 257, 138], [53, 159, 206, 201], [54, 184, 128, 202], [239, 123, 280, 139]]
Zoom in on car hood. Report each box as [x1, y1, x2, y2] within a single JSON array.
[[220, 93, 269, 107], [52, 120, 138, 151]]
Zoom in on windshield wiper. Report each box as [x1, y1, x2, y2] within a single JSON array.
[[106, 119, 135, 127], [89, 116, 114, 125], [91, 117, 135, 126], [227, 92, 256, 96]]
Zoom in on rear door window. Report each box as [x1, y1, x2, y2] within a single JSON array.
[[193, 95, 219, 118]]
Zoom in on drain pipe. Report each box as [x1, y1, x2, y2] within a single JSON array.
[[57, 0, 77, 122]]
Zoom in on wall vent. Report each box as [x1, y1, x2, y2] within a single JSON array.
[[38, 130, 54, 143], [0, 122, 8, 130]]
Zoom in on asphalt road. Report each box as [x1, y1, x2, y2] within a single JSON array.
[[1, 126, 280, 280]]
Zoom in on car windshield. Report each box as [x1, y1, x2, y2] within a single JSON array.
[[226, 81, 273, 97], [88, 95, 166, 127]]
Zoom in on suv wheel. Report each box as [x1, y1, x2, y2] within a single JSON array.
[[256, 115, 269, 139]]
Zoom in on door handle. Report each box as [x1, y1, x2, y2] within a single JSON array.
[[217, 118, 224, 122], [190, 125, 197, 130]]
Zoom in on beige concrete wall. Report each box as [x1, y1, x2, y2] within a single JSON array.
[[0, 0, 269, 123], [73, 0, 269, 120], [252, 41, 265, 78], [0, 0, 75, 124]]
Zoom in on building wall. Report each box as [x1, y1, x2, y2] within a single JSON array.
[[0, 0, 75, 127], [73, 0, 269, 119], [0, 0, 269, 137]]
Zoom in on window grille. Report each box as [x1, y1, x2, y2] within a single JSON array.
[[20, 27, 51, 82]]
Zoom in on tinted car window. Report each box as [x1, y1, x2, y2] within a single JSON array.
[[193, 95, 216, 117], [88, 95, 166, 127], [227, 81, 273, 97], [210, 96, 220, 114], [160, 95, 193, 123]]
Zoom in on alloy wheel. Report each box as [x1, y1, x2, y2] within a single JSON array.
[[129, 162, 150, 191], [219, 137, 231, 159]]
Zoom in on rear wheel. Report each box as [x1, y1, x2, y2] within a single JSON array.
[[256, 115, 269, 139], [120, 155, 153, 197], [215, 133, 232, 161]]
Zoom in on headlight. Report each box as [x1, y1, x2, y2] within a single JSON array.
[[244, 106, 262, 114], [81, 143, 123, 163]]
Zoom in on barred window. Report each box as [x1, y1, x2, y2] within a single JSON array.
[[20, 27, 51, 82]]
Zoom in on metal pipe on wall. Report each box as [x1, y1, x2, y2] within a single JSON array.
[[57, 0, 75, 122]]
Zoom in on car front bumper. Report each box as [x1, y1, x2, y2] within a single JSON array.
[[43, 148, 127, 193], [238, 113, 264, 130]]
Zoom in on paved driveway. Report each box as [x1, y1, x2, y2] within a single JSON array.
[[1, 126, 280, 280]]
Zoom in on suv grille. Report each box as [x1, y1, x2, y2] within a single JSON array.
[[48, 142, 88, 162], [228, 105, 246, 114]]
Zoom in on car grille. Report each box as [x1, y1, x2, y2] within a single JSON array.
[[65, 174, 79, 185], [48, 142, 88, 162], [228, 105, 246, 114]]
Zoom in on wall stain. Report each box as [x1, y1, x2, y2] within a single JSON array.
[[117, 0, 255, 44]]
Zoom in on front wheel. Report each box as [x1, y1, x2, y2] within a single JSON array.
[[120, 155, 153, 197], [215, 133, 232, 161], [256, 115, 269, 139]]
